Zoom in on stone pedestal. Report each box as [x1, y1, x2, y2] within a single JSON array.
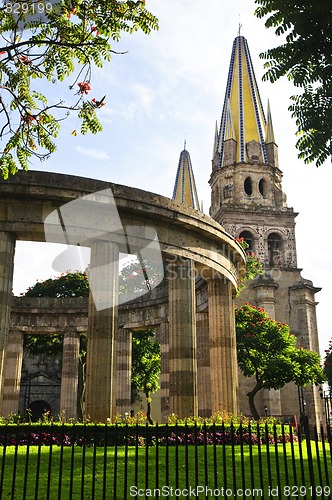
[[208, 278, 238, 415], [85, 241, 118, 422], [168, 259, 198, 418], [0, 232, 16, 412], [1, 331, 23, 417], [60, 332, 80, 420]]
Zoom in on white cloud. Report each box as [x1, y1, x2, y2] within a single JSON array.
[[76, 146, 110, 160]]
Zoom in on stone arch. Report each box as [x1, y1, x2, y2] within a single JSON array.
[[28, 400, 52, 422], [267, 231, 284, 267], [237, 228, 259, 254]]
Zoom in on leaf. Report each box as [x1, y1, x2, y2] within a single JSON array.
[[0, 0, 159, 177]]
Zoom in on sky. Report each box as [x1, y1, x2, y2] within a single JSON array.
[[11, 0, 331, 356]]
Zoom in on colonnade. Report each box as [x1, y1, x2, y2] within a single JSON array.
[[0, 237, 240, 422], [0, 171, 246, 422]]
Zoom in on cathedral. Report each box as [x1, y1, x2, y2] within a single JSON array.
[[0, 35, 324, 427], [173, 35, 323, 428]]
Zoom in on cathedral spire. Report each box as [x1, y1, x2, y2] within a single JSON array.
[[265, 99, 279, 167], [265, 99, 275, 144], [216, 35, 274, 168], [172, 145, 200, 210]]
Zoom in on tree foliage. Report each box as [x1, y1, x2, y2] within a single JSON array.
[[254, 0, 331, 166], [25, 271, 89, 297], [235, 303, 325, 420], [24, 271, 88, 356], [0, 0, 158, 178], [118, 256, 165, 296], [235, 237, 263, 294], [324, 340, 332, 391], [24, 332, 63, 356], [131, 330, 161, 425]]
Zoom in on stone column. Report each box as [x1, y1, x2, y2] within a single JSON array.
[[1, 330, 23, 417], [168, 258, 198, 418], [289, 283, 323, 428], [0, 231, 16, 412], [60, 331, 80, 420], [208, 277, 238, 415], [196, 311, 211, 418], [116, 328, 132, 417], [85, 241, 118, 422], [157, 320, 169, 422], [253, 278, 281, 417], [253, 276, 278, 318]]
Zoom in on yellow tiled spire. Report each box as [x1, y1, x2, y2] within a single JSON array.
[[214, 35, 275, 167], [172, 143, 200, 210]]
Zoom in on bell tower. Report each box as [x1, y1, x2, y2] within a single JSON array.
[[209, 35, 323, 427], [210, 35, 297, 271]]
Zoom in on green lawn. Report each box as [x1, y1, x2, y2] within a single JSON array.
[[0, 442, 331, 499]]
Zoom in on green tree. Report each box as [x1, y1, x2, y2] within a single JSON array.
[[235, 303, 325, 420], [323, 340, 332, 391], [254, 0, 331, 166], [25, 271, 89, 297], [235, 237, 263, 294], [119, 256, 166, 296], [131, 330, 161, 425], [0, 1, 158, 178]]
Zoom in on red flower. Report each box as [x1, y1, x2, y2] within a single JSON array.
[[91, 97, 105, 108], [21, 114, 35, 123], [19, 55, 31, 65], [78, 81, 91, 95], [67, 6, 76, 17], [91, 26, 100, 35]]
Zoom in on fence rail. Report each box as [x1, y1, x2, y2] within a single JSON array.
[[0, 419, 331, 499]]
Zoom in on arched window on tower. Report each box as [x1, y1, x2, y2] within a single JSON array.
[[267, 233, 283, 267], [239, 230, 254, 252]]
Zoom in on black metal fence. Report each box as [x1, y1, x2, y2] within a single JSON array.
[[0, 419, 331, 499]]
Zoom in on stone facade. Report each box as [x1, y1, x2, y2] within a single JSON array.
[[209, 155, 323, 428]]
